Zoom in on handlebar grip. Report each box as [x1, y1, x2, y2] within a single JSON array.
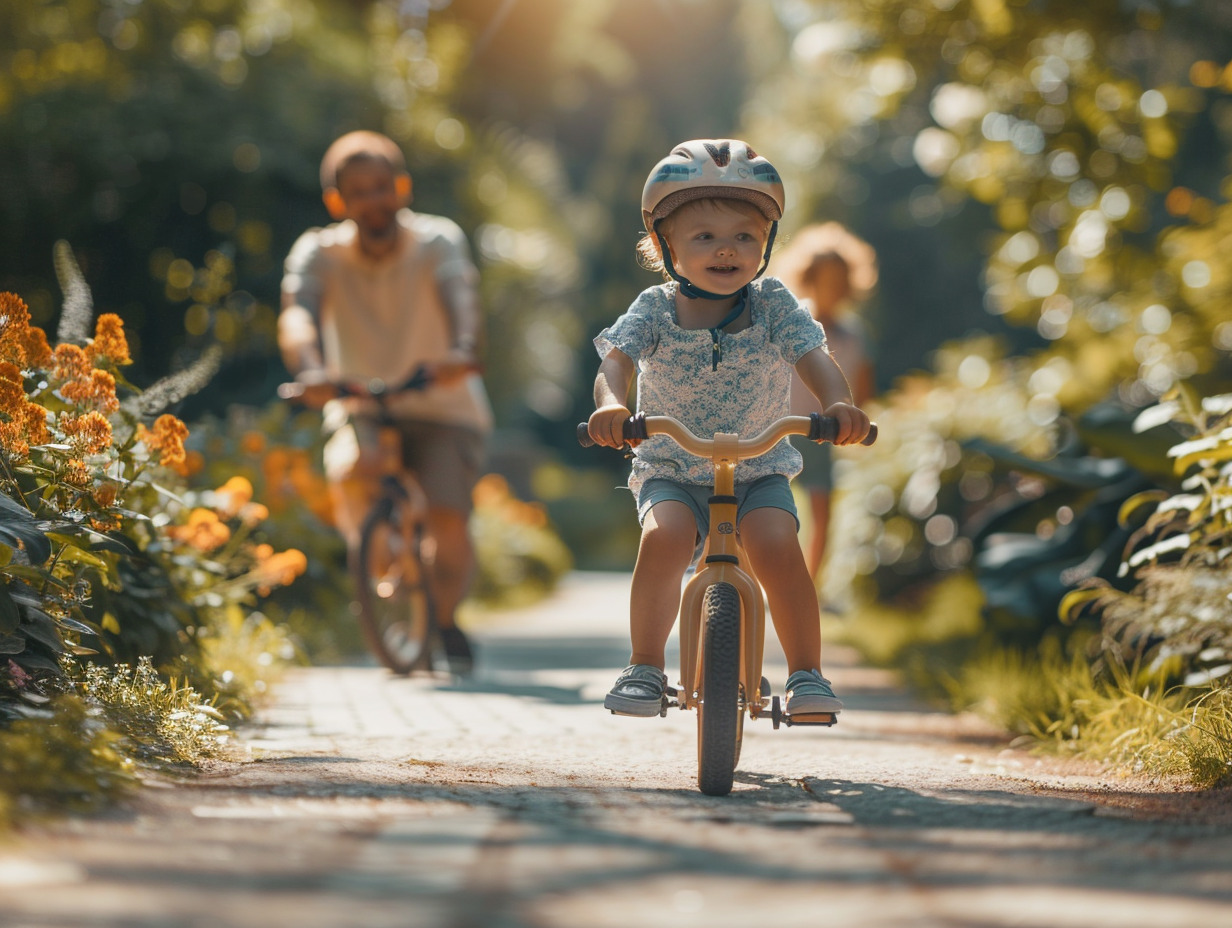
[[577, 413, 648, 448], [809, 413, 879, 446]]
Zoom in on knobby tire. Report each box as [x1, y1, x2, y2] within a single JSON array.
[[697, 581, 742, 796]]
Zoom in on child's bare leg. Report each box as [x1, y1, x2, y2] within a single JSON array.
[[740, 507, 822, 674], [628, 500, 696, 669], [805, 488, 831, 585]]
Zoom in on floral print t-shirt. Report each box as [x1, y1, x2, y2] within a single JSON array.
[[594, 276, 827, 495]]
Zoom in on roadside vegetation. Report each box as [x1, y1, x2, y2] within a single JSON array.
[[0, 249, 570, 826], [752, 1, 1232, 788]]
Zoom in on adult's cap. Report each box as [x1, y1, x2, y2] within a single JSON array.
[[641, 139, 785, 232]]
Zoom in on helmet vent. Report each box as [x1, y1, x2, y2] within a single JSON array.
[[703, 141, 731, 167]]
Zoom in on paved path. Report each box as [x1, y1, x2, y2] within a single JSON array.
[[2, 572, 1230, 928]]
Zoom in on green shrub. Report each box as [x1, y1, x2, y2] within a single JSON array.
[[0, 693, 137, 824]]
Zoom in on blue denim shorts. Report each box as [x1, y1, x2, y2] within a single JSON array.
[[636, 474, 799, 540]]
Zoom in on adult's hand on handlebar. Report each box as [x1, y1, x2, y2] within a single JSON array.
[[588, 404, 634, 449], [422, 351, 481, 387], [823, 402, 873, 446], [279, 370, 338, 409]]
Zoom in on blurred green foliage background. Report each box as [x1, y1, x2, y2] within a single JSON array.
[[4, 0, 1232, 589]]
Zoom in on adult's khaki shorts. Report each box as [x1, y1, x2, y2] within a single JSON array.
[[322, 416, 486, 514]]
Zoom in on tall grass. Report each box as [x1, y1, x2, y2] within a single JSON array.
[[952, 643, 1232, 788]]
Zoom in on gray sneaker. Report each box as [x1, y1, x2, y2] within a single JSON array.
[[784, 669, 843, 715], [604, 664, 668, 717]]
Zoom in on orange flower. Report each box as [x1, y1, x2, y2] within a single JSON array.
[[52, 344, 91, 382], [167, 507, 231, 552], [137, 414, 189, 468], [0, 293, 33, 367], [0, 362, 26, 420], [63, 459, 90, 486], [253, 547, 308, 594], [85, 314, 131, 366], [61, 369, 120, 413], [0, 424, 28, 459], [214, 475, 254, 518], [23, 401, 50, 446], [240, 502, 269, 526], [171, 449, 204, 478], [19, 325, 52, 370], [60, 411, 113, 455], [472, 473, 510, 508], [240, 431, 266, 455]]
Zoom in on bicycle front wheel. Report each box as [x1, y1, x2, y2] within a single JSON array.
[[353, 496, 437, 675], [697, 581, 742, 797]]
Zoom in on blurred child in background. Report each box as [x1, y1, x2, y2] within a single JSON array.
[[773, 223, 878, 595]]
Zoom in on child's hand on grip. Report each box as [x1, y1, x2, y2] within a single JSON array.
[[823, 402, 871, 446], [588, 404, 634, 448]]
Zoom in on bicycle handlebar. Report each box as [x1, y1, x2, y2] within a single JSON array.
[[576, 413, 877, 454], [277, 363, 479, 402]]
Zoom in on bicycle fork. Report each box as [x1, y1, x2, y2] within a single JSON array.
[[675, 432, 767, 717]]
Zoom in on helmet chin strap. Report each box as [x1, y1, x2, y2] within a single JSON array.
[[653, 220, 780, 370], [654, 220, 779, 301]]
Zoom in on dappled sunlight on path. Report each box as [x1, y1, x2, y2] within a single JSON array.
[[3, 572, 1229, 928]]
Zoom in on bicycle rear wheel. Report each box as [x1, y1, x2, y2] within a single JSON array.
[[353, 495, 437, 674], [697, 581, 742, 797]]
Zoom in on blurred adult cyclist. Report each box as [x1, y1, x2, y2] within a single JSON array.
[[278, 130, 491, 673]]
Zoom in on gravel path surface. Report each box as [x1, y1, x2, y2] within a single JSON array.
[[3, 571, 1229, 928]]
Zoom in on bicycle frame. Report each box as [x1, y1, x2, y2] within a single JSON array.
[[636, 415, 823, 720]]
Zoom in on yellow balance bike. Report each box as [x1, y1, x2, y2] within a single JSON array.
[[579, 412, 876, 796]]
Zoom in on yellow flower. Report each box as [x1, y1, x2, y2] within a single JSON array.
[[85, 314, 131, 366]]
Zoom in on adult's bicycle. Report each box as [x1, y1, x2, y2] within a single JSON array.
[[280, 367, 446, 675]]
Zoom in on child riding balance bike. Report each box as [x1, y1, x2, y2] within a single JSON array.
[[585, 139, 874, 794]]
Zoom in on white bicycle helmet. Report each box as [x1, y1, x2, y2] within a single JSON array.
[[641, 139, 785, 231], [641, 139, 784, 301]]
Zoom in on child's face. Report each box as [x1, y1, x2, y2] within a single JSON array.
[[335, 157, 406, 238], [662, 201, 769, 294], [803, 256, 852, 318]]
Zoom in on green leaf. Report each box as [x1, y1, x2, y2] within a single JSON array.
[[55, 614, 97, 637], [19, 613, 66, 652], [47, 541, 111, 572], [0, 586, 19, 635]]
